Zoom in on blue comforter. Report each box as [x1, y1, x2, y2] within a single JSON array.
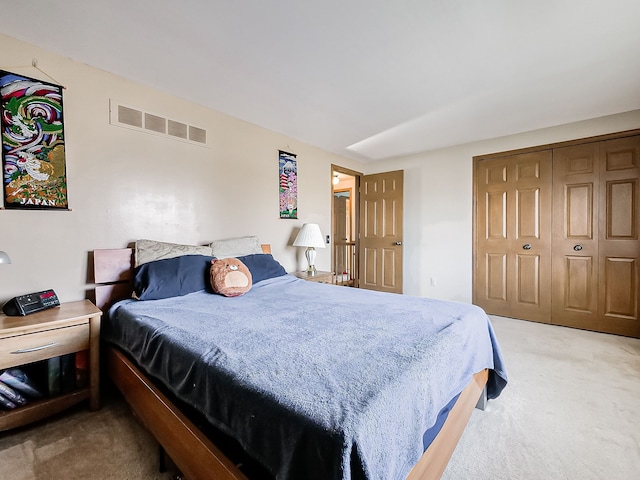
[[103, 275, 507, 480]]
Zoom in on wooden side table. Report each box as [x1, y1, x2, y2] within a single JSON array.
[[291, 270, 334, 284], [0, 299, 101, 431]]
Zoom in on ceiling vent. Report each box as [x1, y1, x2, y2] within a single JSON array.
[[110, 99, 208, 147]]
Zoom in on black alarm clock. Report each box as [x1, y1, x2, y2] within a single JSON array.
[[2, 289, 60, 316]]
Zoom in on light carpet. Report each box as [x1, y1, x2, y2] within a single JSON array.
[[442, 316, 640, 480], [0, 385, 178, 480], [1, 316, 638, 479]]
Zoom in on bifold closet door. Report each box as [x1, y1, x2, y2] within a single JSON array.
[[552, 135, 639, 337], [598, 136, 640, 337], [552, 143, 600, 331], [475, 151, 552, 322]]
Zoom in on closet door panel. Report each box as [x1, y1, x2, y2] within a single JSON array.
[[607, 180, 635, 238], [486, 252, 507, 302], [516, 253, 541, 305], [487, 191, 507, 239], [565, 255, 593, 312], [566, 183, 593, 238], [475, 152, 551, 322], [603, 258, 636, 318], [552, 143, 599, 330], [598, 136, 640, 337], [511, 153, 552, 321], [516, 188, 540, 239], [476, 158, 513, 316]]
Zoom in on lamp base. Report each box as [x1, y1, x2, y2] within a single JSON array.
[[305, 247, 317, 275]]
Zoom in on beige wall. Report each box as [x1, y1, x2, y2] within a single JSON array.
[[368, 110, 640, 302], [0, 34, 362, 303], [3, 33, 639, 307]]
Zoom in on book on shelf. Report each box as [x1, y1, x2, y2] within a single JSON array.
[[60, 353, 76, 394], [47, 356, 61, 397]]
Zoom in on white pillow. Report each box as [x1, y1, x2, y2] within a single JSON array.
[[134, 239, 212, 267], [210, 235, 263, 258]]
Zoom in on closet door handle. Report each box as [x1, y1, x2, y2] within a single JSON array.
[[573, 244, 583, 251], [522, 244, 531, 250], [394, 241, 403, 246]]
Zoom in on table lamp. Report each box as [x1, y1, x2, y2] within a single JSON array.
[[0, 251, 11, 264], [293, 223, 325, 275]]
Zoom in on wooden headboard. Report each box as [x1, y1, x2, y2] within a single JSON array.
[[93, 244, 271, 310]]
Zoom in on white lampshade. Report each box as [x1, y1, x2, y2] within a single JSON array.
[[293, 224, 325, 274], [293, 223, 326, 249], [0, 251, 11, 264]]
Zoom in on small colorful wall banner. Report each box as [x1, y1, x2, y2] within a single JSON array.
[[279, 150, 297, 219], [1, 70, 68, 209]]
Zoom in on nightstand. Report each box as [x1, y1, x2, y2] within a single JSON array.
[[0, 299, 101, 431], [291, 270, 334, 284]]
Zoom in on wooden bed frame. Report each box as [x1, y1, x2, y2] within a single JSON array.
[[92, 246, 488, 480]]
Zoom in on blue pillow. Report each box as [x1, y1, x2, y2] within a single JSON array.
[[236, 254, 287, 284], [133, 254, 214, 300]]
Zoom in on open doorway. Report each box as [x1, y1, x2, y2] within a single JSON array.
[[331, 165, 361, 287]]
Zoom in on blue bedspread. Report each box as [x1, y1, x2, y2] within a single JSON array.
[[103, 275, 507, 480]]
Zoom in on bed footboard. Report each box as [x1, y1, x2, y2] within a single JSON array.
[[407, 368, 488, 480], [106, 346, 247, 480]]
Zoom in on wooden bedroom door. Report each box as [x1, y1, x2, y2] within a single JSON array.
[[359, 170, 404, 293], [474, 151, 552, 322]]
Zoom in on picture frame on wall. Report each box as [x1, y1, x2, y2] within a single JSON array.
[[279, 150, 297, 219], [0, 70, 69, 209]]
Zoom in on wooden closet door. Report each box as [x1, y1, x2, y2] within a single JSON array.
[[552, 143, 600, 330], [598, 135, 640, 337], [476, 157, 511, 316], [475, 152, 552, 322]]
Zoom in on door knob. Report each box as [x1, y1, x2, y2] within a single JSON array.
[[573, 244, 583, 251], [522, 244, 531, 250], [394, 241, 403, 246]]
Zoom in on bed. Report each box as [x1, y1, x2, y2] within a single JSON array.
[[93, 242, 507, 480]]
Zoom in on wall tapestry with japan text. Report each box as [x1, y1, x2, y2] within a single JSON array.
[[1, 70, 68, 209]]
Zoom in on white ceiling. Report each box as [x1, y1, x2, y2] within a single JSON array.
[[1, 0, 639, 161]]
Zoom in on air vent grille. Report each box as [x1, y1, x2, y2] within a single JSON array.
[[110, 100, 208, 146], [145, 113, 166, 134], [168, 119, 188, 139], [118, 105, 143, 128], [189, 126, 207, 144]]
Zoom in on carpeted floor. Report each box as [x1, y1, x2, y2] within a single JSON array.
[[1, 316, 639, 479], [442, 316, 640, 480], [0, 384, 179, 480]]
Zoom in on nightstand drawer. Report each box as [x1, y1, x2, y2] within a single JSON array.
[[0, 323, 90, 369]]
